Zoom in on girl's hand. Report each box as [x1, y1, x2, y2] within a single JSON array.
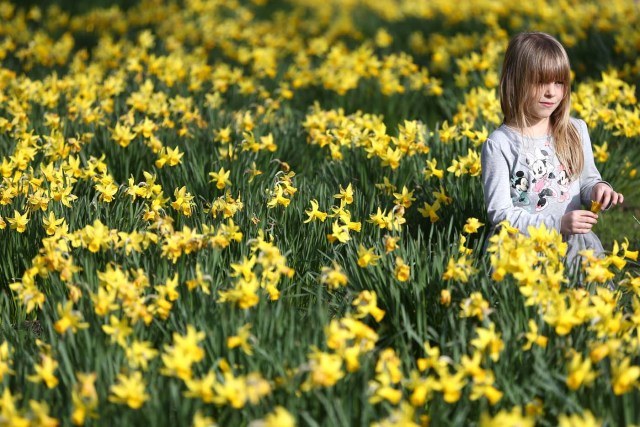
[[592, 183, 624, 210], [560, 210, 598, 235]]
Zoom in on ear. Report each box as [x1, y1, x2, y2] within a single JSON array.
[[548, 172, 555, 179], [516, 171, 524, 178]]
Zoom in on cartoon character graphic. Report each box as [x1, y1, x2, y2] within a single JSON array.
[[521, 147, 559, 212], [511, 170, 530, 205], [526, 147, 555, 193], [536, 187, 557, 211], [555, 166, 571, 202]]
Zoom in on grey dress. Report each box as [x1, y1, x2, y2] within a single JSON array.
[[481, 118, 609, 269]]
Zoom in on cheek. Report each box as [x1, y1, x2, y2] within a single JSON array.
[[527, 88, 541, 102], [558, 85, 568, 100]]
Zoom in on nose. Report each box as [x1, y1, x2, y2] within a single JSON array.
[[543, 83, 558, 98]]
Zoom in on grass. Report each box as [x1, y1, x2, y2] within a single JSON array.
[[594, 206, 640, 248], [1, 0, 640, 426]]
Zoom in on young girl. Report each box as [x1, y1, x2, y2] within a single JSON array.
[[481, 31, 624, 269]]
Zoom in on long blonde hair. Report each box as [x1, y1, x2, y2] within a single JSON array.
[[499, 32, 583, 178]]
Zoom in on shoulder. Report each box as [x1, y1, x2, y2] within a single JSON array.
[[569, 117, 588, 134], [568, 117, 591, 146], [482, 125, 516, 151], [481, 125, 515, 161], [487, 125, 516, 144], [487, 124, 513, 141]]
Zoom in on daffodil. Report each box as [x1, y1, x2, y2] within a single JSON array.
[[440, 289, 451, 307], [394, 257, 411, 282], [27, 354, 59, 389], [0, 342, 14, 378], [334, 183, 354, 205], [304, 199, 328, 223], [558, 411, 601, 427], [320, 263, 348, 290], [357, 245, 381, 268], [54, 301, 89, 335], [183, 371, 218, 404], [7, 210, 29, 233], [417, 200, 441, 223], [109, 371, 149, 409], [250, 407, 295, 427], [380, 235, 398, 254], [470, 323, 504, 362], [611, 357, 640, 395], [301, 349, 344, 390], [111, 122, 137, 147], [423, 158, 444, 179], [463, 217, 484, 234], [352, 290, 385, 322], [209, 167, 232, 190], [522, 319, 548, 351], [392, 186, 416, 208], [155, 146, 184, 168], [227, 323, 254, 355], [125, 341, 159, 371], [566, 351, 597, 390]]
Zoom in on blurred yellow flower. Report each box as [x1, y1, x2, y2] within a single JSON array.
[[54, 301, 88, 335], [320, 263, 348, 290], [357, 245, 381, 268], [249, 406, 295, 427], [227, 323, 254, 356], [611, 357, 640, 395], [394, 257, 411, 282], [352, 290, 385, 322], [7, 210, 29, 233], [27, 354, 58, 389], [109, 371, 149, 409], [440, 289, 451, 307], [463, 217, 484, 234], [566, 351, 597, 391]]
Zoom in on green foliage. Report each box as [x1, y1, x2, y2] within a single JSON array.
[[1, 0, 640, 426]]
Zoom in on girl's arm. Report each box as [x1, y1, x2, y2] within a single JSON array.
[[576, 119, 611, 207], [481, 138, 562, 234]]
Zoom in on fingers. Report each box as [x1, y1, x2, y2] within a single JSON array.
[[602, 192, 624, 210], [609, 191, 623, 207], [578, 219, 596, 232], [572, 211, 598, 234], [594, 186, 624, 210], [600, 191, 612, 210], [561, 210, 599, 235]]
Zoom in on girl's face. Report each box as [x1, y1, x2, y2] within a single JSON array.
[[527, 81, 565, 122]]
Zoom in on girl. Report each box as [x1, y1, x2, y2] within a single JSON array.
[[481, 31, 624, 269]]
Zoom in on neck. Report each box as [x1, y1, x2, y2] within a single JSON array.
[[506, 117, 550, 138]]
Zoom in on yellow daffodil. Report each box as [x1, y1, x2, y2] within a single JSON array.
[[7, 210, 29, 233], [227, 323, 254, 355], [109, 371, 149, 409], [27, 354, 59, 389], [463, 217, 484, 234], [304, 199, 328, 223]]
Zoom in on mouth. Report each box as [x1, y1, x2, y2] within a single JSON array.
[[540, 102, 556, 108]]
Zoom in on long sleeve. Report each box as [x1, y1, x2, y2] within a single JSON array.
[[576, 119, 610, 207], [481, 138, 562, 234]]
